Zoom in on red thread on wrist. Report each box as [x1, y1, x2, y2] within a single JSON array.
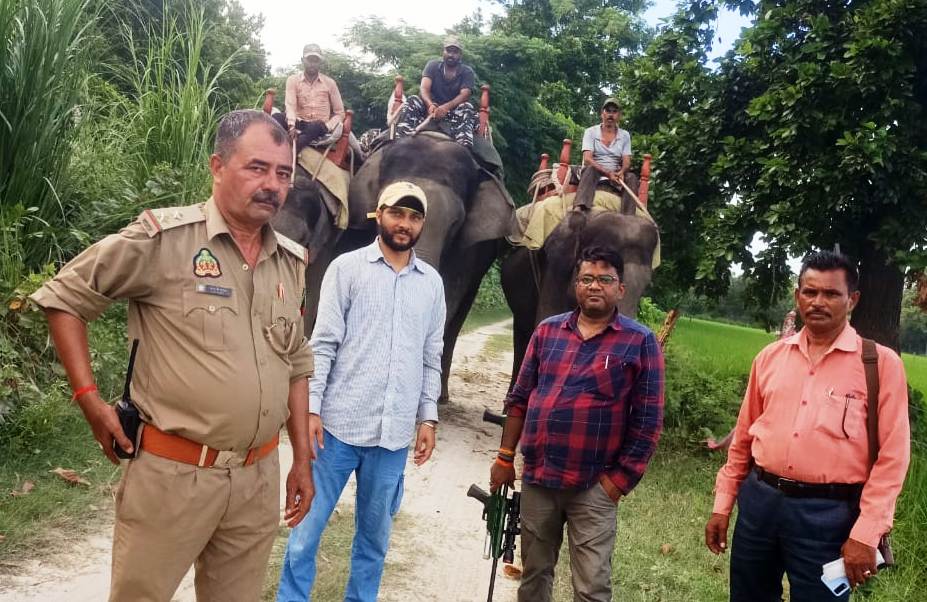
[[71, 384, 98, 401], [494, 457, 514, 468]]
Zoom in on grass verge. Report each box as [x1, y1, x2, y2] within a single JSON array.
[[462, 307, 512, 335]]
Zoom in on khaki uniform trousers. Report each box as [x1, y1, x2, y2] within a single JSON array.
[[110, 448, 280, 602], [518, 481, 619, 602]]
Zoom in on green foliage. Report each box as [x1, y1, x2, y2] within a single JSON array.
[[117, 1, 234, 199], [701, 0, 927, 345], [637, 296, 666, 330], [901, 287, 927, 355], [616, 1, 737, 308], [494, 0, 651, 124], [0, 0, 96, 283], [472, 260, 508, 312], [97, 0, 268, 108], [661, 318, 774, 442]]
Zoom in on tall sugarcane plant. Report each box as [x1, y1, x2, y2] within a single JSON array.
[[0, 0, 94, 286]]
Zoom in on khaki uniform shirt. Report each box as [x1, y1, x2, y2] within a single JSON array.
[[284, 72, 345, 132], [30, 199, 314, 451]]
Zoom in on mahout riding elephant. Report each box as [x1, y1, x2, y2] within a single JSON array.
[[501, 173, 659, 388], [338, 133, 515, 403]]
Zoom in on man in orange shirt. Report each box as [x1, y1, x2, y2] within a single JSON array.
[[705, 251, 910, 601], [276, 44, 345, 151]]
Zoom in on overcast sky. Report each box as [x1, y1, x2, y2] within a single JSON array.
[[238, 0, 752, 72]]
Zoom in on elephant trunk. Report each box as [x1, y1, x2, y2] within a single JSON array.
[[617, 261, 653, 318]]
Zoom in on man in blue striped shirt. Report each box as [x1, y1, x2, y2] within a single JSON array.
[[276, 181, 446, 602]]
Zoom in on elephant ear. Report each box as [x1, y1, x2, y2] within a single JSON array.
[[458, 173, 516, 248]]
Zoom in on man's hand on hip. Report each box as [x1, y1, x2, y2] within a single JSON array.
[[842, 538, 878, 589], [307, 413, 324, 460], [414, 423, 436, 465], [283, 461, 313, 528], [79, 395, 133, 465], [704, 512, 730, 554]]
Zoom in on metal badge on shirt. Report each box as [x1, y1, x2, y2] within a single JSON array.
[[196, 283, 233, 298]]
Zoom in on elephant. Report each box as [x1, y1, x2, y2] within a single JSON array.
[[337, 133, 515, 403], [272, 167, 345, 330], [501, 173, 659, 388]]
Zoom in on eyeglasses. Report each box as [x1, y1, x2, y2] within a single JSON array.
[[577, 275, 619, 287]]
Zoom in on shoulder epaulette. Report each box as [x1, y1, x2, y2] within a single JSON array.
[[275, 231, 310, 264], [137, 204, 206, 238]]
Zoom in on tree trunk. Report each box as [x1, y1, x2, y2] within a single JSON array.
[[850, 240, 905, 352]]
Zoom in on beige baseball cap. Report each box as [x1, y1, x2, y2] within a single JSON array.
[[443, 35, 462, 50], [302, 44, 322, 59], [602, 97, 621, 110], [377, 181, 428, 215]]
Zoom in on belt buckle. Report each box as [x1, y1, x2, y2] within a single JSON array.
[[776, 476, 798, 490], [213, 450, 246, 468]]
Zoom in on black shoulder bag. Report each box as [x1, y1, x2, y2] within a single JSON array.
[[861, 338, 895, 567]]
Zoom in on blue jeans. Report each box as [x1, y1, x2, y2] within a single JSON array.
[[730, 470, 859, 602], [276, 430, 407, 602]]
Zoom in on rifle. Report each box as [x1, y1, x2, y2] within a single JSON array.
[[467, 409, 521, 602]]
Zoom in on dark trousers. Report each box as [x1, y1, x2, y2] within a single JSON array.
[[270, 113, 327, 152], [730, 470, 859, 602], [395, 95, 477, 147]]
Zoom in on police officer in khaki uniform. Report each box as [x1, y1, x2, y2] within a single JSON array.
[[30, 110, 315, 602]]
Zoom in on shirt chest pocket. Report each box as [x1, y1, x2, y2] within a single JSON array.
[[558, 351, 627, 400], [814, 389, 868, 441], [264, 299, 303, 359], [182, 288, 239, 351]]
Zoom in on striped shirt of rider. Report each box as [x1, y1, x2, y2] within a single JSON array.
[[505, 309, 665, 494], [309, 239, 446, 451], [284, 71, 345, 132], [581, 124, 631, 173], [713, 324, 910, 547]]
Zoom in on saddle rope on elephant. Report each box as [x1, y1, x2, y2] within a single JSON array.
[[508, 165, 661, 270]]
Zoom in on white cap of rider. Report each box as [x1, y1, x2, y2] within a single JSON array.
[[377, 181, 428, 216]]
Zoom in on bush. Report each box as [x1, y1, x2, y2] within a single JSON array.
[[472, 260, 508, 312], [661, 343, 746, 445]]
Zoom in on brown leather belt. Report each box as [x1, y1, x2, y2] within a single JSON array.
[[140, 424, 278, 468], [753, 466, 863, 500]]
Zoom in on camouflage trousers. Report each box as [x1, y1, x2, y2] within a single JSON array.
[[395, 95, 477, 147]]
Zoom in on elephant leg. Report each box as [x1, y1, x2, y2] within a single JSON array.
[[304, 246, 336, 335], [501, 248, 539, 394], [437, 240, 499, 404]]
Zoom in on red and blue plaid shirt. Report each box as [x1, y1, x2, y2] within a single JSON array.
[[506, 309, 665, 494]]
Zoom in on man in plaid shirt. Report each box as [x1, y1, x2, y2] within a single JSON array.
[[489, 246, 665, 602]]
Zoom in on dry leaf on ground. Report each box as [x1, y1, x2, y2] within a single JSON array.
[[503, 564, 523, 579], [660, 543, 675, 556], [0, 534, 6, 543], [50, 468, 90, 487]]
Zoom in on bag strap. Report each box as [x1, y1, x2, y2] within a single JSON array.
[[861, 338, 880, 471]]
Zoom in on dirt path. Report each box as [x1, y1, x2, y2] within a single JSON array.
[[0, 320, 520, 602]]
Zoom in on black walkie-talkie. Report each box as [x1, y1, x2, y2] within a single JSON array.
[[113, 339, 141, 459]]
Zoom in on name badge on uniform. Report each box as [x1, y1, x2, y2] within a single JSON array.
[[196, 284, 233, 298]]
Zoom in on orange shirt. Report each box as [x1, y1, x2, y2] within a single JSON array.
[[284, 72, 345, 132], [713, 324, 910, 547]]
